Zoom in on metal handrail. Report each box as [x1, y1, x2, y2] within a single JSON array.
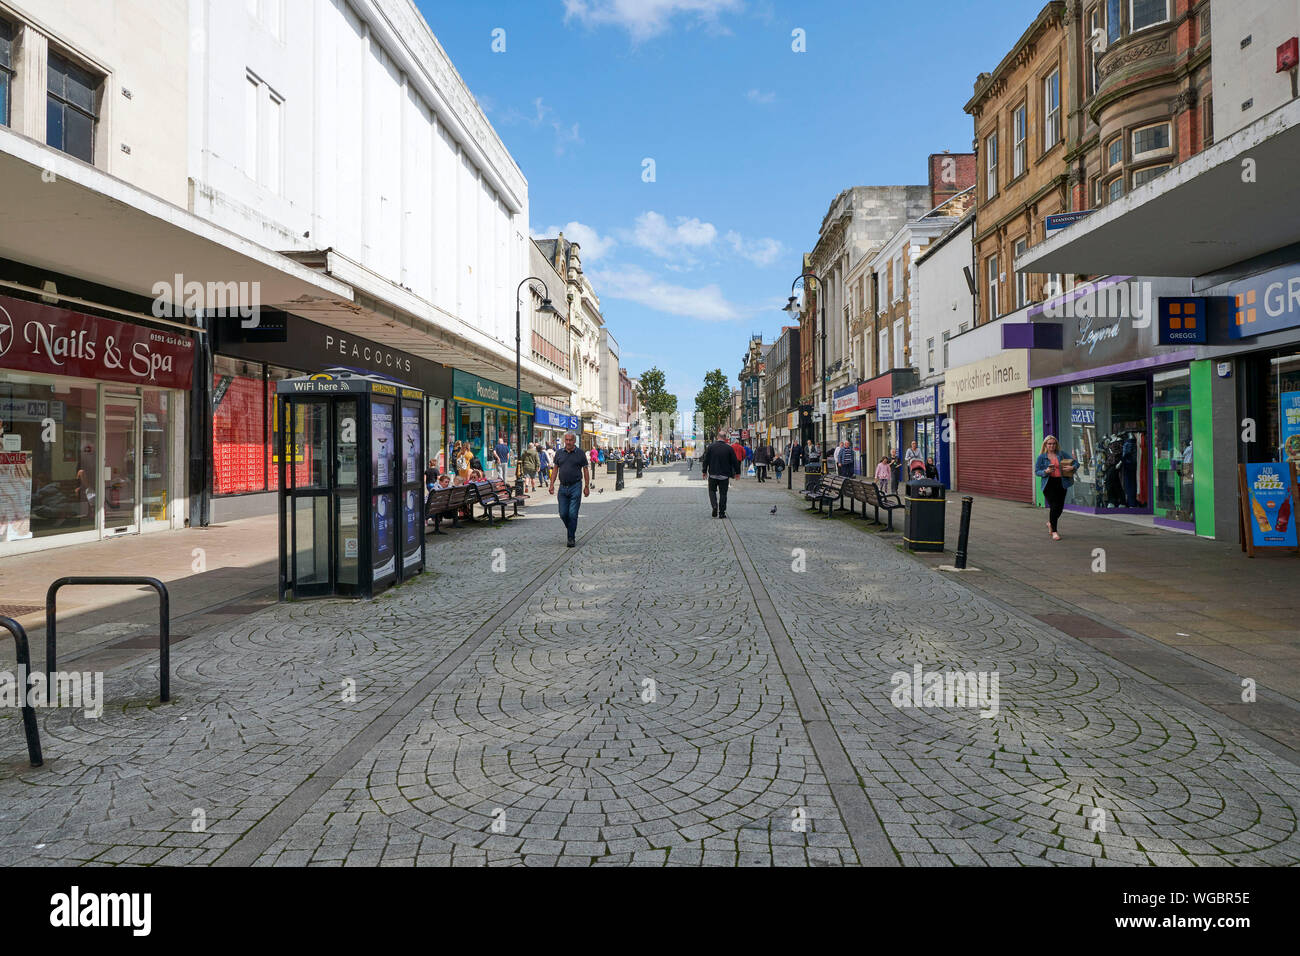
[[0, 616, 44, 767], [46, 577, 170, 703]]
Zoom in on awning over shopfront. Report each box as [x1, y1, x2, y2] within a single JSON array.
[[0, 130, 575, 400], [1018, 99, 1300, 280]]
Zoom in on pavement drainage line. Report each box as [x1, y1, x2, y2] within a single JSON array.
[[214, 497, 633, 867], [720, 518, 900, 868]]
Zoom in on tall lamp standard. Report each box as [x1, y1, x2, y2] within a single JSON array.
[[516, 276, 561, 498], [784, 271, 828, 462]]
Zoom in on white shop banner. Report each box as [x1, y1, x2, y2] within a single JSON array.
[[876, 387, 938, 422]]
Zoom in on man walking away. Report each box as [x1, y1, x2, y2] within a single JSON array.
[[703, 431, 741, 517], [835, 439, 854, 477], [790, 440, 804, 474], [754, 442, 771, 482], [548, 431, 591, 547], [494, 435, 511, 482]]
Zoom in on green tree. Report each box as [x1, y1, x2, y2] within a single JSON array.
[[694, 369, 730, 440], [637, 367, 678, 443]]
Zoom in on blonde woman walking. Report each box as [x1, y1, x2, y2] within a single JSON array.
[[1034, 435, 1074, 540]]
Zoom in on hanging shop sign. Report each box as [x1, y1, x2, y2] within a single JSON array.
[[0, 294, 194, 390], [1228, 264, 1300, 340], [1239, 462, 1299, 555], [1158, 298, 1208, 345], [877, 386, 938, 422], [536, 408, 580, 431]]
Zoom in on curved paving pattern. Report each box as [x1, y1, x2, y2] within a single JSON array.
[[0, 465, 1296, 866]]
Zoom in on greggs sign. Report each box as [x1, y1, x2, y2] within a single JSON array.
[[0, 295, 194, 390]]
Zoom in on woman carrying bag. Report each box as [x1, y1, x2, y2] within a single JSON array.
[[1035, 435, 1074, 541]]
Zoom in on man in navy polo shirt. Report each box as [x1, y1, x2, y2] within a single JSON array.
[[548, 431, 591, 547]]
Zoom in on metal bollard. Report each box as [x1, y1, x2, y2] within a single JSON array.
[[615, 460, 625, 491], [636, 458, 643, 479], [954, 496, 974, 569]]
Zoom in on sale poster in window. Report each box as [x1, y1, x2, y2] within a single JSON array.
[[1280, 391, 1300, 465], [0, 451, 33, 541], [371, 404, 394, 488], [402, 406, 421, 485]]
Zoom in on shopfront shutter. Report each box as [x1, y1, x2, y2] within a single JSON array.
[[954, 392, 1034, 503]]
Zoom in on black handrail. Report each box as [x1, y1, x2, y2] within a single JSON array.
[[0, 616, 44, 767], [46, 577, 170, 703]]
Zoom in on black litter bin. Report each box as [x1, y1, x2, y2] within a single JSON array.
[[606, 458, 618, 475], [904, 478, 946, 551], [803, 461, 824, 492]]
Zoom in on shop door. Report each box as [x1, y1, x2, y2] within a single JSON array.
[[102, 396, 141, 536], [1152, 405, 1193, 521]]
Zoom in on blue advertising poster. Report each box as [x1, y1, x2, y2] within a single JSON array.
[[372, 492, 396, 582], [1244, 463, 1298, 549], [402, 406, 421, 485], [371, 403, 394, 488], [1280, 391, 1300, 466], [402, 488, 421, 569]]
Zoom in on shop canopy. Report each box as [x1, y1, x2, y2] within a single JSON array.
[[1018, 99, 1300, 281], [0, 130, 573, 400]]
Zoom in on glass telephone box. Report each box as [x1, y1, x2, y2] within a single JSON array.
[[276, 369, 425, 599]]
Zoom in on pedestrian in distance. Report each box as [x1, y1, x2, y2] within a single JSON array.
[[702, 430, 741, 518], [1035, 434, 1074, 541], [549, 431, 591, 547], [790, 440, 804, 474], [874, 455, 892, 490], [730, 437, 745, 478], [835, 439, 854, 478], [754, 442, 771, 482], [493, 435, 510, 481], [520, 442, 540, 493]]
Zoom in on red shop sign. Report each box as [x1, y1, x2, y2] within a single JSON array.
[[0, 294, 194, 390]]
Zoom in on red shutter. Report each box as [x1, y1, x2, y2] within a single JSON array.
[[954, 393, 1034, 503]]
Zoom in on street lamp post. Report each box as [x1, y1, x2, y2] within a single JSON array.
[[784, 272, 829, 462], [516, 277, 561, 499]]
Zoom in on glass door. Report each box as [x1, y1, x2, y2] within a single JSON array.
[[101, 395, 141, 536], [289, 400, 333, 598], [1152, 404, 1193, 522]]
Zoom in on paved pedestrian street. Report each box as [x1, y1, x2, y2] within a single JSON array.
[[2, 466, 1298, 867]]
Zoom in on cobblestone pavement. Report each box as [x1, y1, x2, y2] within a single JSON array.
[[0, 466, 1297, 866]]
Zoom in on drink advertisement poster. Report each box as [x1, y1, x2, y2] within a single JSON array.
[[1242, 463, 1298, 550], [402, 406, 421, 485], [1280, 391, 1300, 465], [371, 404, 394, 488], [0, 451, 33, 541]]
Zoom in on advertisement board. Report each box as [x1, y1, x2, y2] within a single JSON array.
[[1239, 463, 1299, 554], [0, 450, 33, 541]]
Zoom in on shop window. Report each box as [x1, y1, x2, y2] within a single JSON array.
[[1131, 164, 1170, 189], [141, 391, 171, 526], [212, 357, 267, 495], [0, 379, 99, 541], [268, 364, 309, 489], [0, 18, 12, 127], [1268, 352, 1300, 466], [47, 52, 100, 164], [1057, 380, 1149, 511], [1152, 369, 1193, 523], [1131, 0, 1169, 33], [1132, 122, 1171, 162]]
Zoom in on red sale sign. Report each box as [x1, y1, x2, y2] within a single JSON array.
[[0, 294, 195, 390]]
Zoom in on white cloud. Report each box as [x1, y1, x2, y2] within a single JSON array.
[[537, 221, 617, 261], [725, 230, 783, 267], [497, 97, 582, 155], [563, 0, 744, 41], [590, 265, 743, 321], [745, 89, 776, 105], [629, 211, 717, 256]]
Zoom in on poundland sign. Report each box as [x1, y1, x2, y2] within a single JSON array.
[[452, 370, 534, 414]]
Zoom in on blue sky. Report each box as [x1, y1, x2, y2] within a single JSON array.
[[419, 0, 1045, 419]]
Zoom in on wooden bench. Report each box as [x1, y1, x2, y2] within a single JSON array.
[[490, 478, 526, 517], [425, 485, 468, 534], [859, 480, 904, 530], [803, 474, 846, 516], [467, 481, 508, 524]]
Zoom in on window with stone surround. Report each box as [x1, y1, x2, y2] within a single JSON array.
[[1043, 69, 1061, 150], [1131, 0, 1170, 33], [1013, 104, 1027, 178]]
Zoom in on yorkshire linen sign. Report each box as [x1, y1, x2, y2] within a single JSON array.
[[0, 295, 194, 390]]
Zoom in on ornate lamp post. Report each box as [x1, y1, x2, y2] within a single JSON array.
[[784, 272, 828, 461]]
